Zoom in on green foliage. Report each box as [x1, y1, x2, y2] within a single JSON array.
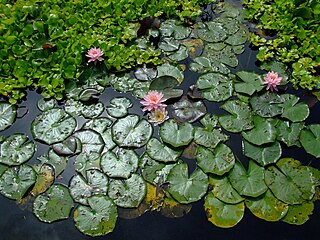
[[243, 0, 320, 90]]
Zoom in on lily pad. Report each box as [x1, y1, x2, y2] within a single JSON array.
[[276, 121, 304, 147], [196, 22, 227, 43], [204, 192, 244, 228], [159, 20, 191, 40], [31, 164, 55, 197], [0, 134, 36, 166], [242, 116, 277, 145], [101, 148, 138, 179], [203, 45, 239, 68], [159, 119, 194, 147], [265, 158, 315, 204], [167, 163, 208, 204], [0, 102, 16, 131], [69, 170, 109, 205], [168, 45, 189, 62], [83, 117, 113, 133], [156, 63, 184, 84], [31, 108, 76, 145], [225, 28, 247, 46], [282, 202, 314, 225], [134, 65, 157, 81], [52, 136, 82, 156], [112, 115, 152, 148], [172, 97, 206, 123], [74, 152, 101, 177], [190, 56, 230, 75], [0, 164, 7, 177], [108, 173, 146, 208], [37, 98, 56, 111], [300, 124, 320, 158], [101, 129, 117, 151], [73, 130, 105, 154], [245, 190, 288, 222], [218, 100, 254, 133], [209, 175, 244, 204], [229, 160, 268, 197], [250, 92, 285, 117], [159, 37, 180, 52], [281, 94, 309, 122], [106, 97, 132, 118], [234, 71, 264, 95], [38, 149, 68, 177], [194, 126, 229, 149], [81, 102, 104, 119], [146, 138, 181, 163], [243, 140, 282, 166], [79, 88, 100, 102], [149, 76, 179, 91], [160, 192, 192, 218], [196, 144, 235, 175], [196, 72, 233, 102], [74, 195, 117, 237], [33, 184, 73, 223], [0, 164, 36, 200]]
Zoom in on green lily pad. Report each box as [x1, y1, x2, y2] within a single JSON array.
[[106, 97, 132, 118], [196, 72, 233, 102], [159, 37, 180, 52], [52, 136, 82, 156], [203, 45, 238, 68], [83, 117, 113, 133], [168, 45, 189, 61], [159, 20, 191, 40], [196, 144, 235, 175], [37, 98, 56, 111], [146, 138, 181, 163], [209, 175, 244, 204], [167, 163, 208, 204], [0, 164, 7, 177], [112, 115, 152, 148], [74, 195, 117, 237], [225, 28, 247, 46], [101, 129, 117, 151], [218, 100, 254, 133], [204, 192, 244, 228], [159, 119, 194, 148], [260, 61, 289, 83], [190, 56, 230, 75], [31, 164, 55, 196], [101, 148, 138, 179], [250, 92, 285, 117], [110, 74, 139, 93], [134, 65, 157, 81], [38, 149, 68, 177], [172, 97, 206, 123], [276, 121, 304, 147], [156, 63, 184, 84], [245, 190, 288, 222], [108, 173, 146, 208], [73, 130, 105, 154], [33, 184, 73, 223], [243, 140, 282, 166], [196, 22, 227, 43], [65, 99, 84, 116], [31, 108, 77, 145], [74, 152, 101, 177], [69, 170, 109, 205], [281, 94, 309, 122], [242, 116, 277, 145], [265, 158, 315, 204], [79, 88, 100, 102], [229, 160, 268, 197], [234, 71, 264, 95], [0, 164, 36, 200], [81, 102, 104, 119], [282, 202, 314, 225], [300, 124, 320, 158], [194, 126, 229, 149], [0, 102, 16, 131], [149, 76, 179, 91], [0, 134, 36, 166]]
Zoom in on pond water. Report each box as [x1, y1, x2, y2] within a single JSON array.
[[1, 1, 320, 240]]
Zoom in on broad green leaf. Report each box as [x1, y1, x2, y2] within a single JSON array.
[[245, 190, 288, 222], [196, 144, 235, 175], [101, 148, 138, 179], [146, 138, 181, 163], [225, 28, 247, 46], [159, 20, 191, 40], [74, 195, 117, 237], [38, 149, 68, 177], [69, 170, 108, 205], [172, 97, 206, 123], [194, 127, 229, 149], [203, 45, 238, 67], [190, 56, 230, 75], [300, 124, 320, 158], [79, 88, 100, 102], [73, 130, 105, 154], [243, 140, 282, 166], [159, 119, 194, 147], [276, 121, 303, 147], [110, 74, 139, 93], [112, 115, 152, 148], [282, 202, 314, 225], [234, 71, 264, 95], [33, 184, 73, 223], [159, 37, 180, 52], [219, 100, 254, 133], [106, 97, 132, 118], [31, 108, 76, 145], [83, 117, 113, 133], [108, 174, 146, 208], [250, 92, 285, 117], [157, 63, 184, 84], [134, 65, 157, 81], [196, 72, 233, 102], [196, 22, 227, 43], [52, 136, 82, 156], [37, 98, 56, 111], [265, 158, 315, 204], [167, 163, 208, 204], [0, 134, 35, 166], [281, 94, 309, 122], [74, 152, 101, 177], [229, 160, 268, 197], [0, 102, 16, 131], [0, 164, 7, 177], [0, 164, 36, 200], [81, 102, 104, 119], [149, 76, 179, 91], [101, 129, 117, 151], [204, 192, 244, 228], [209, 175, 244, 204], [242, 116, 277, 145], [168, 45, 189, 61]]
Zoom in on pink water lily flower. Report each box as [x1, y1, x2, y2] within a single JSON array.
[[86, 47, 104, 63], [263, 71, 283, 91], [148, 107, 169, 125], [140, 90, 167, 112]]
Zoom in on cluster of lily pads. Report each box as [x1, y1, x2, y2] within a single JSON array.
[[0, 0, 320, 237]]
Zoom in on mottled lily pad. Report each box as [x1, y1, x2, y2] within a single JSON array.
[[250, 92, 285, 117], [159, 37, 180, 52], [134, 65, 157, 81], [282, 202, 314, 225], [281, 94, 309, 122], [156, 63, 184, 84], [74, 152, 101, 177], [234, 71, 264, 95], [167, 163, 208, 204], [52, 136, 82, 156], [37, 98, 56, 111], [146, 138, 181, 163], [300, 124, 320, 158], [168, 45, 189, 61], [106, 97, 132, 118], [0, 102, 16, 131], [276, 121, 303, 147], [73, 130, 105, 154], [33, 184, 73, 223], [172, 97, 206, 123], [31, 108, 76, 145], [194, 126, 229, 149], [0, 134, 36, 166], [196, 22, 227, 43], [74, 195, 117, 237], [38, 149, 68, 177], [0, 164, 36, 200], [83, 117, 113, 133]]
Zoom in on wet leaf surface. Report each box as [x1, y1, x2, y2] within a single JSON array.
[[74, 152, 101, 177], [37, 98, 56, 112], [0, 102, 16, 131], [172, 97, 206, 123], [282, 201, 314, 225], [276, 121, 304, 147], [73, 130, 105, 154], [106, 97, 132, 118], [146, 138, 181, 163], [234, 71, 264, 95], [38, 149, 68, 177], [300, 124, 320, 158]]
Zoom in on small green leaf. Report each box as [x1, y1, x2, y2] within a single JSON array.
[[106, 97, 132, 118], [74, 152, 101, 177], [37, 99, 56, 111], [276, 121, 304, 147]]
